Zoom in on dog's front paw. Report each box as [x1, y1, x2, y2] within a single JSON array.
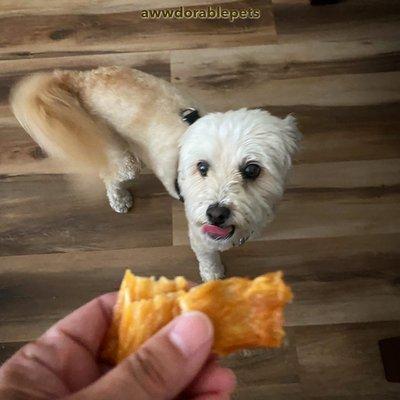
[[199, 263, 225, 282], [107, 188, 133, 213]]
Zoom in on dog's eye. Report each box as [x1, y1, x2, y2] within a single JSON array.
[[242, 163, 261, 180], [197, 161, 209, 177]]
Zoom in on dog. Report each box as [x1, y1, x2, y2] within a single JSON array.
[[10, 66, 301, 281]]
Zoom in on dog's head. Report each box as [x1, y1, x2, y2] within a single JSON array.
[[178, 108, 301, 250]]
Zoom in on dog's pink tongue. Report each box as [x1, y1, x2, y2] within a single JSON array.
[[202, 224, 231, 237]]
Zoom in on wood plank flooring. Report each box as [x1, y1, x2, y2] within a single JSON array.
[[0, 0, 275, 58], [1, 0, 400, 398]]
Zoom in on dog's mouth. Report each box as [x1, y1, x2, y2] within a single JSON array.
[[202, 224, 235, 241]]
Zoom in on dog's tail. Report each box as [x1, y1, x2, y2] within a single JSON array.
[[10, 71, 117, 175]]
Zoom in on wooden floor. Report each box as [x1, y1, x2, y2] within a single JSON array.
[[1, 0, 400, 398]]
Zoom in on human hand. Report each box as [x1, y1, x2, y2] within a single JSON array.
[[0, 293, 236, 399]]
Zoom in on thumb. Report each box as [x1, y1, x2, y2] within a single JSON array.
[[68, 311, 214, 400]]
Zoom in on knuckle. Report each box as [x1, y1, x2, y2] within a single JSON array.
[[125, 346, 171, 397]]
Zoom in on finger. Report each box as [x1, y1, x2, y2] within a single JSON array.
[[44, 292, 117, 356], [184, 360, 236, 396], [67, 311, 214, 400], [0, 293, 117, 398]]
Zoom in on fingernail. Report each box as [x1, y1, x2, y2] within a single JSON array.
[[169, 311, 213, 357]]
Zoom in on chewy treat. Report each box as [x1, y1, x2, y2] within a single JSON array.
[[102, 270, 292, 364], [102, 271, 188, 362]]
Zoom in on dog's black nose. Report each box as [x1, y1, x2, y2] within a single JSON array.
[[206, 204, 231, 226]]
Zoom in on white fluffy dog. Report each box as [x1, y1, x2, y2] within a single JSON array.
[[11, 67, 301, 281]]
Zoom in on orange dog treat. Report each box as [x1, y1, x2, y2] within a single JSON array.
[[117, 292, 183, 362], [102, 270, 292, 364], [179, 273, 292, 355], [102, 271, 188, 362]]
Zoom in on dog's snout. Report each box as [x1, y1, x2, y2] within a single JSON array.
[[206, 204, 231, 226]]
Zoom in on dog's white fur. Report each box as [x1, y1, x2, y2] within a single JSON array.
[[10, 66, 301, 281]]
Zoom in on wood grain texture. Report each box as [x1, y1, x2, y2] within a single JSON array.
[[221, 234, 400, 327], [0, 0, 240, 16], [222, 330, 301, 399], [171, 40, 400, 109], [0, 174, 172, 256], [264, 104, 400, 164], [0, 125, 46, 175], [1, 0, 400, 398], [0, 342, 25, 365], [262, 183, 400, 241], [0, 0, 275, 59], [273, 0, 400, 44], [294, 321, 400, 397]]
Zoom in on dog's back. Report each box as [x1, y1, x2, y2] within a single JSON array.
[[10, 71, 119, 175], [10, 67, 199, 197]]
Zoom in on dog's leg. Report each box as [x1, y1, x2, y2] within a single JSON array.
[[103, 152, 140, 214], [105, 182, 133, 214], [189, 231, 225, 281], [197, 249, 225, 282]]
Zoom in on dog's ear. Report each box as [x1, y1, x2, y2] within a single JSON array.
[[283, 114, 302, 154], [256, 111, 302, 176], [174, 178, 184, 202], [181, 108, 201, 125], [277, 114, 302, 171]]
